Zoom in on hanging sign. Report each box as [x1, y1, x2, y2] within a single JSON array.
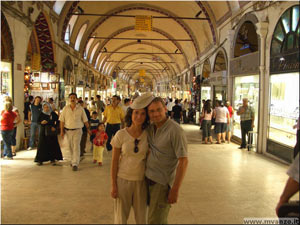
[[135, 15, 152, 31], [139, 69, 145, 76]]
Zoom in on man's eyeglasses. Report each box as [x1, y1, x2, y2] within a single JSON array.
[[134, 139, 140, 153]]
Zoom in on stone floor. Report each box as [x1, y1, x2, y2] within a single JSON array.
[[1, 124, 298, 224]]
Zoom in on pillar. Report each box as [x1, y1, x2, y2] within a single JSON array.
[[256, 22, 269, 154]]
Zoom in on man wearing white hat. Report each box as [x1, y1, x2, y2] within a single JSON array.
[[145, 96, 188, 224]]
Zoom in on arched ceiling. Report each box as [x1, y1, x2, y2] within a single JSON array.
[[57, 1, 233, 87]]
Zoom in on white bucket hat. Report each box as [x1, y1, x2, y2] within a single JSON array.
[[130, 92, 154, 109]]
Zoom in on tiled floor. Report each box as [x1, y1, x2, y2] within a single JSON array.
[[1, 124, 298, 224]]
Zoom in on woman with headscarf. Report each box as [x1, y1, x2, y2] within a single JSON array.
[[34, 102, 63, 165]]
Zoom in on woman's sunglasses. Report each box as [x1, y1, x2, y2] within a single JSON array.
[[134, 139, 140, 153]]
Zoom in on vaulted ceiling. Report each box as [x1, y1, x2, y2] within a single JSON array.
[[56, 1, 238, 86]]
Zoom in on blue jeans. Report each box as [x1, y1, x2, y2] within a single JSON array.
[[29, 122, 40, 148], [1, 130, 14, 157]]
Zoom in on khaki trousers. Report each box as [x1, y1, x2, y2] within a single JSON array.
[[114, 177, 147, 224], [65, 129, 82, 166], [148, 181, 171, 224]]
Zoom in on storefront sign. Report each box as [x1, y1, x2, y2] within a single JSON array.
[[270, 52, 299, 74], [135, 15, 152, 31], [230, 52, 259, 76], [208, 71, 227, 85]]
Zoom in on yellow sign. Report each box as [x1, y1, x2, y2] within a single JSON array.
[[139, 69, 145, 76], [135, 15, 152, 31], [31, 53, 41, 71], [140, 78, 145, 83]]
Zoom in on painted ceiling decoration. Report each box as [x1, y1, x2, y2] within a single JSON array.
[[57, 0, 234, 84], [34, 12, 55, 72]]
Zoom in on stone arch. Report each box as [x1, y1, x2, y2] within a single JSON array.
[[231, 13, 259, 58], [213, 48, 228, 72]]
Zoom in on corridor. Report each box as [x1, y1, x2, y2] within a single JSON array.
[[1, 124, 297, 224]]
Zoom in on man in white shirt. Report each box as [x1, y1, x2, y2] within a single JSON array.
[[59, 93, 91, 171]]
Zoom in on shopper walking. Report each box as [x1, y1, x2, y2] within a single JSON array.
[[1, 101, 19, 159], [213, 100, 230, 144], [27, 96, 42, 150], [92, 123, 108, 166], [237, 98, 255, 149], [171, 99, 182, 124], [34, 102, 62, 165], [96, 95, 105, 122], [225, 101, 234, 143], [201, 100, 213, 144], [3, 96, 22, 156], [103, 95, 125, 151], [59, 93, 91, 171], [110, 93, 152, 224], [146, 97, 188, 224], [78, 100, 91, 158]]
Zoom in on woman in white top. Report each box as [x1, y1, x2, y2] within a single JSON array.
[[213, 100, 230, 144], [110, 93, 153, 224]]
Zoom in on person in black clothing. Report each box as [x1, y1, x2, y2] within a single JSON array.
[[34, 102, 62, 165], [24, 95, 33, 121], [171, 99, 182, 124], [78, 100, 91, 157]]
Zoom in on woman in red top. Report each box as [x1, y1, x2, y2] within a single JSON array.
[[225, 101, 234, 143], [1, 101, 18, 159]]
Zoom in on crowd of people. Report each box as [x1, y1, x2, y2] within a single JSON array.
[[1, 92, 298, 223]]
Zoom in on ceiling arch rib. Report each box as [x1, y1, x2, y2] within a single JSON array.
[[98, 40, 179, 76], [81, 4, 200, 61], [110, 53, 173, 80], [92, 26, 188, 73]]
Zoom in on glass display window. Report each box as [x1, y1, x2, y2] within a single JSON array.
[[76, 87, 83, 99], [0, 62, 12, 103], [201, 86, 211, 101], [233, 75, 259, 138], [268, 73, 299, 147]]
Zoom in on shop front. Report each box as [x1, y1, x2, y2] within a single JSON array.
[[0, 61, 13, 106], [29, 72, 60, 107], [230, 18, 260, 145], [267, 5, 299, 162], [232, 74, 259, 138]]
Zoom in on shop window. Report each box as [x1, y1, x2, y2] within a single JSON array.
[[233, 75, 259, 138], [271, 5, 299, 55], [269, 73, 298, 147], [268, 5, 299, 158], [75, 24, 87, 51]]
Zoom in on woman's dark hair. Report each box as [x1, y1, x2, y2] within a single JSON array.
[[125, 107, 150, 130], [204, 100, 212, 113]]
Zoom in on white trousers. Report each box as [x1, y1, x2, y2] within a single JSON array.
[[114, 177, 147, 224], [65, 129, 82, 166]]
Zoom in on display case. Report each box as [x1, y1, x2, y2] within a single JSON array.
[[268, 73, 299, 147], [233, 75, 259, 138]]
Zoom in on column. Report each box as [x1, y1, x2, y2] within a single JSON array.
[[256, 22, 269, 154], [226, 29, 235, 105]]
